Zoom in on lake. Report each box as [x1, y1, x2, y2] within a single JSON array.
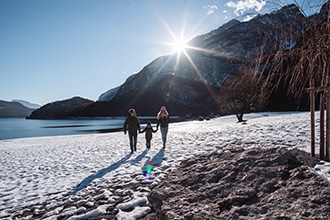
[[0, 117, 159, 140]]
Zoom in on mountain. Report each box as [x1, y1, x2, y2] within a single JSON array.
[[12, 99, 41, 109], [27, 2, 329, 119], [0, 100, 34, 118], [95, 3, 314, 116], [27, 97, 94, 119]]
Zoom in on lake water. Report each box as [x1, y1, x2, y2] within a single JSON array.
[[0, 117, 158, 140]]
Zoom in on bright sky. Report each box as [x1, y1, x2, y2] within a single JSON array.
[[0, 0, 325, 105]]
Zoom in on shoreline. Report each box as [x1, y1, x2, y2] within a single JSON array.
[[0, 116, 186, 141], [1, 112, 330, 219]]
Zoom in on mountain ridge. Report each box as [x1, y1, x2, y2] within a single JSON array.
[[0, 100, 35, 118], [27, 97, 94, 119], [95, 3, 312, 116], [27, 1, 329, 119], [12, 99, 41, 109]]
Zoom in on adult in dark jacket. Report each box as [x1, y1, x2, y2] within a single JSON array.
[[123, 108, 140, 153], [141, 121, 158, 149], [157, 106, 170, 148]]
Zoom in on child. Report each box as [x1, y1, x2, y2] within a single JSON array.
[[140, 121, 157, 149]]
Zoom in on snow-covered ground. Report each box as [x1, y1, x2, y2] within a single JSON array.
[[0, 112, 329, 219]]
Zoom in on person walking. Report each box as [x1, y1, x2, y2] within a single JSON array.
[[123, 108, 140, 153], [140, 121, 158, 149], [156, 106, 170, 148]]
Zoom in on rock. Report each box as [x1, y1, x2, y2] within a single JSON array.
[[147, 191, 163, 211], [143, 147, 330, 219]]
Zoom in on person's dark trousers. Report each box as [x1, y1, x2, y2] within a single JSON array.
[[129, 131, 138, 152], [146, 139, 151, 149]]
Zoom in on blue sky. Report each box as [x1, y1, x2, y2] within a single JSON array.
[[0, 0, 325, 106]]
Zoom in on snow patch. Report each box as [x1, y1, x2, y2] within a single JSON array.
[[0, 111, 329, 219]]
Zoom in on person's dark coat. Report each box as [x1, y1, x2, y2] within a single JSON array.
[[124, 116, 140, 133], [157, 115, 170, 128], [141, 126, 157, 141]]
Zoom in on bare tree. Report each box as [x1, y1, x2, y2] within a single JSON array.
[[218, 71, 267, 122], [261, 12, 329, 99], [250, 0, 330, 160], [218, 0, 329, 148]]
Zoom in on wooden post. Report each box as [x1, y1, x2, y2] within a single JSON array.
[[327, 76, 330, 161], [310, 79, 315, 157], [320, 92, 325, 160]]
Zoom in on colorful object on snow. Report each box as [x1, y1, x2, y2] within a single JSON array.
[[145, 161, 154, 180]]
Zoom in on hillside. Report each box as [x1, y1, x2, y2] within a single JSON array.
[[12, 99, 40, 109], [95, 3, 314, 116], [27, 97, 94, 119], [0, 100, 34, 118]]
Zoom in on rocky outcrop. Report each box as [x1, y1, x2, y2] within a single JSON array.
[[144, 148, 329, 219], [192, 4, 306, 58], [27, 97, 94, 119], [0, 100, 34, 118]]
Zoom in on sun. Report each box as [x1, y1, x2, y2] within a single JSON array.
[[170, 37, 189, 54], [173, 38, 188, 53]]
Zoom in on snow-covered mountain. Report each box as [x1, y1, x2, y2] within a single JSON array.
[[96, 3, 316, 116], [27, 1, 329, 118]]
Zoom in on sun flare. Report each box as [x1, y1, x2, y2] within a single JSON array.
[[172, 38, 188, 53]]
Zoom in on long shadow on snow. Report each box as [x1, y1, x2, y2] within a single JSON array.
[[129, 149, 148, 165], [151, 148, 165, 166], [68, 153, 132, 195]]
